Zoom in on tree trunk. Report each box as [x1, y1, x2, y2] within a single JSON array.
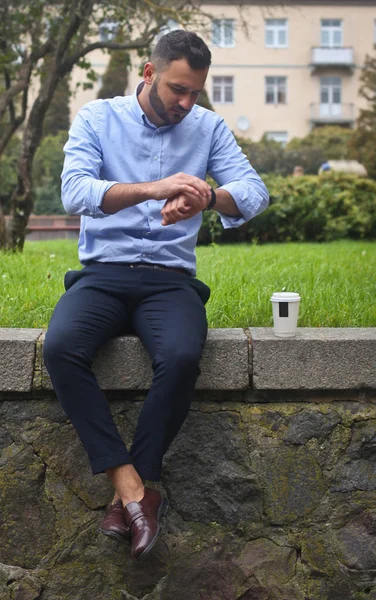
[[0, 203, 8, 247], [4, 0, 94, 250], [8, 66, 62, 250]]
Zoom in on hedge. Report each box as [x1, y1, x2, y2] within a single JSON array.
[[199, 173, 376, 245]]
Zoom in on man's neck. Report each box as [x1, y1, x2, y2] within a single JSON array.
[[137, 83, 164, 128]]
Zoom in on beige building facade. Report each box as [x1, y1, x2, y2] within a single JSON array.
[[69, 1, 376, 144]]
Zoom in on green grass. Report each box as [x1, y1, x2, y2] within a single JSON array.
[[0, 240, 375, 328]]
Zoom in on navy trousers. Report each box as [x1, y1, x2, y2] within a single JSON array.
[[43, 262, 210, 480]]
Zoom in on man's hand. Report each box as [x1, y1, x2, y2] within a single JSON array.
[[161, 190, 208, 226], [151, 173, 211, 203]]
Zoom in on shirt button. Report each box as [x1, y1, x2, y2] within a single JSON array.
[[150, 216, 154, 221], [154, 156, 158, 161]]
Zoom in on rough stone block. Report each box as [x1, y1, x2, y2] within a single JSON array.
[[250, 328, 376, 390], [41, 328, 250, 391], [0, 328, 43, 392], [197, 328, 249, 389]]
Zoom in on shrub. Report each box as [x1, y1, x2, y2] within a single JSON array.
[[199, 173, 376, 244], [32, 131, 68, 214], [237, 126, 357, 177]]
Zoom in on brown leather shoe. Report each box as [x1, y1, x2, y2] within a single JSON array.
[[123, 487, 169, 560], [98, 499, 131, 544]]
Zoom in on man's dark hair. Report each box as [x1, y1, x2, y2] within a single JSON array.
[[151, 30, 211, 71]]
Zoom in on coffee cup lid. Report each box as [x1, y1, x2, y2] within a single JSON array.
[[270, 292, 301, 302]]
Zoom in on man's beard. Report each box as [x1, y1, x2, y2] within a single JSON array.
[[149, 78, 187, 126]]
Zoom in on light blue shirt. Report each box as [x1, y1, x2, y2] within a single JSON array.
[[61, 83, 269, 275]]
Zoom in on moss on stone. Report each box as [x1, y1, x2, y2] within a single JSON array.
[[301, 532, 336, 576], [257, 446, 326, 524]]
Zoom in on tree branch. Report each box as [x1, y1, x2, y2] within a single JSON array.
[[60, 37, 155, 76], [0, 39, 53, 121]]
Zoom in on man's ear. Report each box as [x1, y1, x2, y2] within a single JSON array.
[[143, 62, 156, 85]]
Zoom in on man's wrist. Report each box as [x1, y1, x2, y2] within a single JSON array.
[[204, 187, 217, 211]]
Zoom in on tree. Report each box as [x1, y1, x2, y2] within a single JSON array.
[[43, 77, 71, 136], [196, 87, 214, 111], [0, 0, 208, 250], [32, 130, 67, 214], [349, 52, 376, 180], [97, 50, 131, 99]]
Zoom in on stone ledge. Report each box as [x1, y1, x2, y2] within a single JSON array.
[[0, 328, 375, 393], [40, 328, 250, 391], [0, 329, 43, 392], [250, 327, 376, 390]]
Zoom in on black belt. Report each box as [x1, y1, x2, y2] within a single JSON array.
[[87, 261, 192, 277], [119, 262, 191, 277]]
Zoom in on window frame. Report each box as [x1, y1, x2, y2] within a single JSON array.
[[320, 76, 342, 105], [212, 18, 235, 48], [212, 76, 234, 104], [265, 18, 288, 49], [265, 76, 287, 105], [320, 19, 343, 47]]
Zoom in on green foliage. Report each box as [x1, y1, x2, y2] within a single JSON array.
[[43, 78, 71, 137], [33, 176, 65, 215], [97, 50, 131, 99], [0, 137, 20, 213], [287, 126, 353, 160], [237, 135, 287, 174], [196, 88, 214, 111], [237, 126, 355, 177], [349, 52, 376, 179], [32, 131, 68, 214], [349, 128, 376, 180], [199, 173, 376, 245], [33, 131, 67, 185]]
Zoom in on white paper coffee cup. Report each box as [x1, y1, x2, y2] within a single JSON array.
[[270, 292, 301, 338]]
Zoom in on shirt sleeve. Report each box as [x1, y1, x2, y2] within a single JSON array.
[[61, 102, 119, 218], [207, 118, 269, 228]]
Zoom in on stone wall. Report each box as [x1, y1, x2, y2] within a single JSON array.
[[0, 327, 375, 600]]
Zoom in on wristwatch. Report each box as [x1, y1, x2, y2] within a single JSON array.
[[204, 187, 217, 211]]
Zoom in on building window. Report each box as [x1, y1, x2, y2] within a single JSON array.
[[212, 19, 235, 47], [320, 76, 342, 105], [212, 76, 234, 103], [320, 19, 343, 47], [265, 19, 288, 48], [265, 131, 288, 147], [265, 76, 287, 104], [99, 19, 118, 42]]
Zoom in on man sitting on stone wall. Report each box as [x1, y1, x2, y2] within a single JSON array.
[[43, 30, 269, 561]]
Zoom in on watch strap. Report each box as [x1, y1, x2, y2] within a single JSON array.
[[205, 187, 217, 211]]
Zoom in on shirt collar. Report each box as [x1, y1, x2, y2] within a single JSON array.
[[129, 81, 150, 125]]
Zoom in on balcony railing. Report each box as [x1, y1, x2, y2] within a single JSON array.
[[311, 47, 354, 70], [310, 103, 355, 125]]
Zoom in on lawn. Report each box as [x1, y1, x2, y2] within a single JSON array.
[[0, 239, 375, 328]]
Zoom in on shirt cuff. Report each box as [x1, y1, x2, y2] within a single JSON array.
[[89, 179, 119, 218], [217, 180, 266, 229]]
